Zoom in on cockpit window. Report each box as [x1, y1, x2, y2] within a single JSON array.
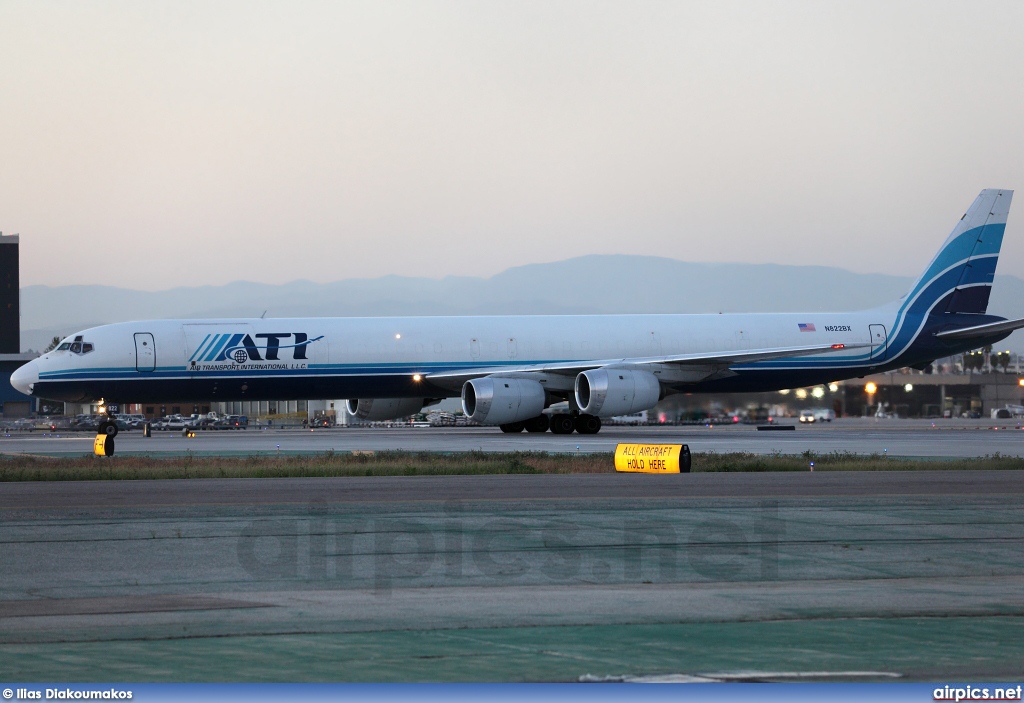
[[60, 338, 95, 355]]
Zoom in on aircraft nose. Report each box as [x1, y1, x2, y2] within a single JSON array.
[[10, 360, 39, 395]]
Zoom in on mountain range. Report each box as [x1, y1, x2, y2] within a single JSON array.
[[20, 255, 1024, 354]]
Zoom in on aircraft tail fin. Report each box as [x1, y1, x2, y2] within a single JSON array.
[[905, 189, 1012, 315]]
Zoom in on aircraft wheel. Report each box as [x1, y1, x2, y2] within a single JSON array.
[[98, 420, 119, 438], [574, 414, 601, 435], [499, 421, 526, 433], [524, 415, 550, 433], [549, 414, 576, 434]]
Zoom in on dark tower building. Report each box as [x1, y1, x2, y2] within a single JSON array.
[[0, 233, 18, 354], [0, 231, 34, 418]]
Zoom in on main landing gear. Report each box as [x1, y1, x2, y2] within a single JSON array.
[[499, 414, 602, 435]]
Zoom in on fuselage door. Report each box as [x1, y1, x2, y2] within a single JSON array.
[[869, 324, 888, 361], [135, 333, 156, 372]]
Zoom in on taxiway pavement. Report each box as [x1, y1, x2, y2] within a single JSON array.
[[1, 470, 1022, 681], [2, 418, 1023, 457]]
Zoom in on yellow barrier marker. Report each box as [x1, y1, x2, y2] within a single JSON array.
[[614, 443, 690, 473], [93, 434, 114, 457]]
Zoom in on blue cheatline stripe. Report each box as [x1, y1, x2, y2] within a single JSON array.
[[189, 334, 212, 361], [887, 254, 999, 357], [736, 263, 1004, 372], [203, 334, 231, 362], [954, 253, 999, 286], [902, 223, 1004, 313], [742, 225, 1007, 372]]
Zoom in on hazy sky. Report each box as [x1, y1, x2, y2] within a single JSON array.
[[2, 1, 1023, 290]]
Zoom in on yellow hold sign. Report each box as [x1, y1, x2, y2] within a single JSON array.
[[614, 443, 689, 473], [94, 434, 114, 457]]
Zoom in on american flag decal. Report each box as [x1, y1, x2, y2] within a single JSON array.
[[798, 323, 816, 332]]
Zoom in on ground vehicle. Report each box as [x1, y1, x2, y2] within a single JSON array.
[[813, 408, 835, 422], [167, 417, 188, 430], [195, 416, 220, 430], [800, 408, 835, 423]]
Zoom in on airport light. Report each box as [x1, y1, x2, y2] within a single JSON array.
[[778, 389, 790, 395], [795, 388, 808, 399], [811, 386, 825, 399], [904, 383, 913, 392], [828, 383, 839, 392], [865, 382, 877, 395], [412, 374, 422, 382]]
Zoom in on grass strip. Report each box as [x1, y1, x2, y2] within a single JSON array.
[[0, 450, 1021, 481]]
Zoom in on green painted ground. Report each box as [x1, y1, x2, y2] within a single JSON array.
[[2, 616, 1021, 682]]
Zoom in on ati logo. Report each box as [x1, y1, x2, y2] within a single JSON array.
[[189, 333, 324, 366]]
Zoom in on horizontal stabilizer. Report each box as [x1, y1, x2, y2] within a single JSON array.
[[933, 317, 1024, 341]]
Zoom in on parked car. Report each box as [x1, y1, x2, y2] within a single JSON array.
[[72, 415, 101, 431], [195, 416, 220, 430], [216, 415, 248, 430], [165, 417, 189, 431]]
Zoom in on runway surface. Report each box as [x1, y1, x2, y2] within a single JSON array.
[[2, 471, 1023, 681], [3, 418, 1024, 457]]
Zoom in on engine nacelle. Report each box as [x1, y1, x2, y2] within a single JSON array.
[[462, 377, 546, 425], [575, 368, 661, 417], [346, 397, 427, 421]]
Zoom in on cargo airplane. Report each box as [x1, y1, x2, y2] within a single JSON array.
[[12, 189, 1023, 436]]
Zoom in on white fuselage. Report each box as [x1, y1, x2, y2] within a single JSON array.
[[14, 308, 906, 405]]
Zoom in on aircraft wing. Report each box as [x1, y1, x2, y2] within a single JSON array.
[[934, 317, 1024, 341], [425, 341, 869, 385]]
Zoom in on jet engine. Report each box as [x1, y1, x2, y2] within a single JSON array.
[[462, 376, 546, 425], [346, 397, 428, 421], [575, 368, 661, 417]]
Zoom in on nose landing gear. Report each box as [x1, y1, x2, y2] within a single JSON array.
[[97, 402, 120, 438], [96, 419, 119, 438]]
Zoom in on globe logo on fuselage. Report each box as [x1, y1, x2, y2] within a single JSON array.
[[188, 332, 325, 371]]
